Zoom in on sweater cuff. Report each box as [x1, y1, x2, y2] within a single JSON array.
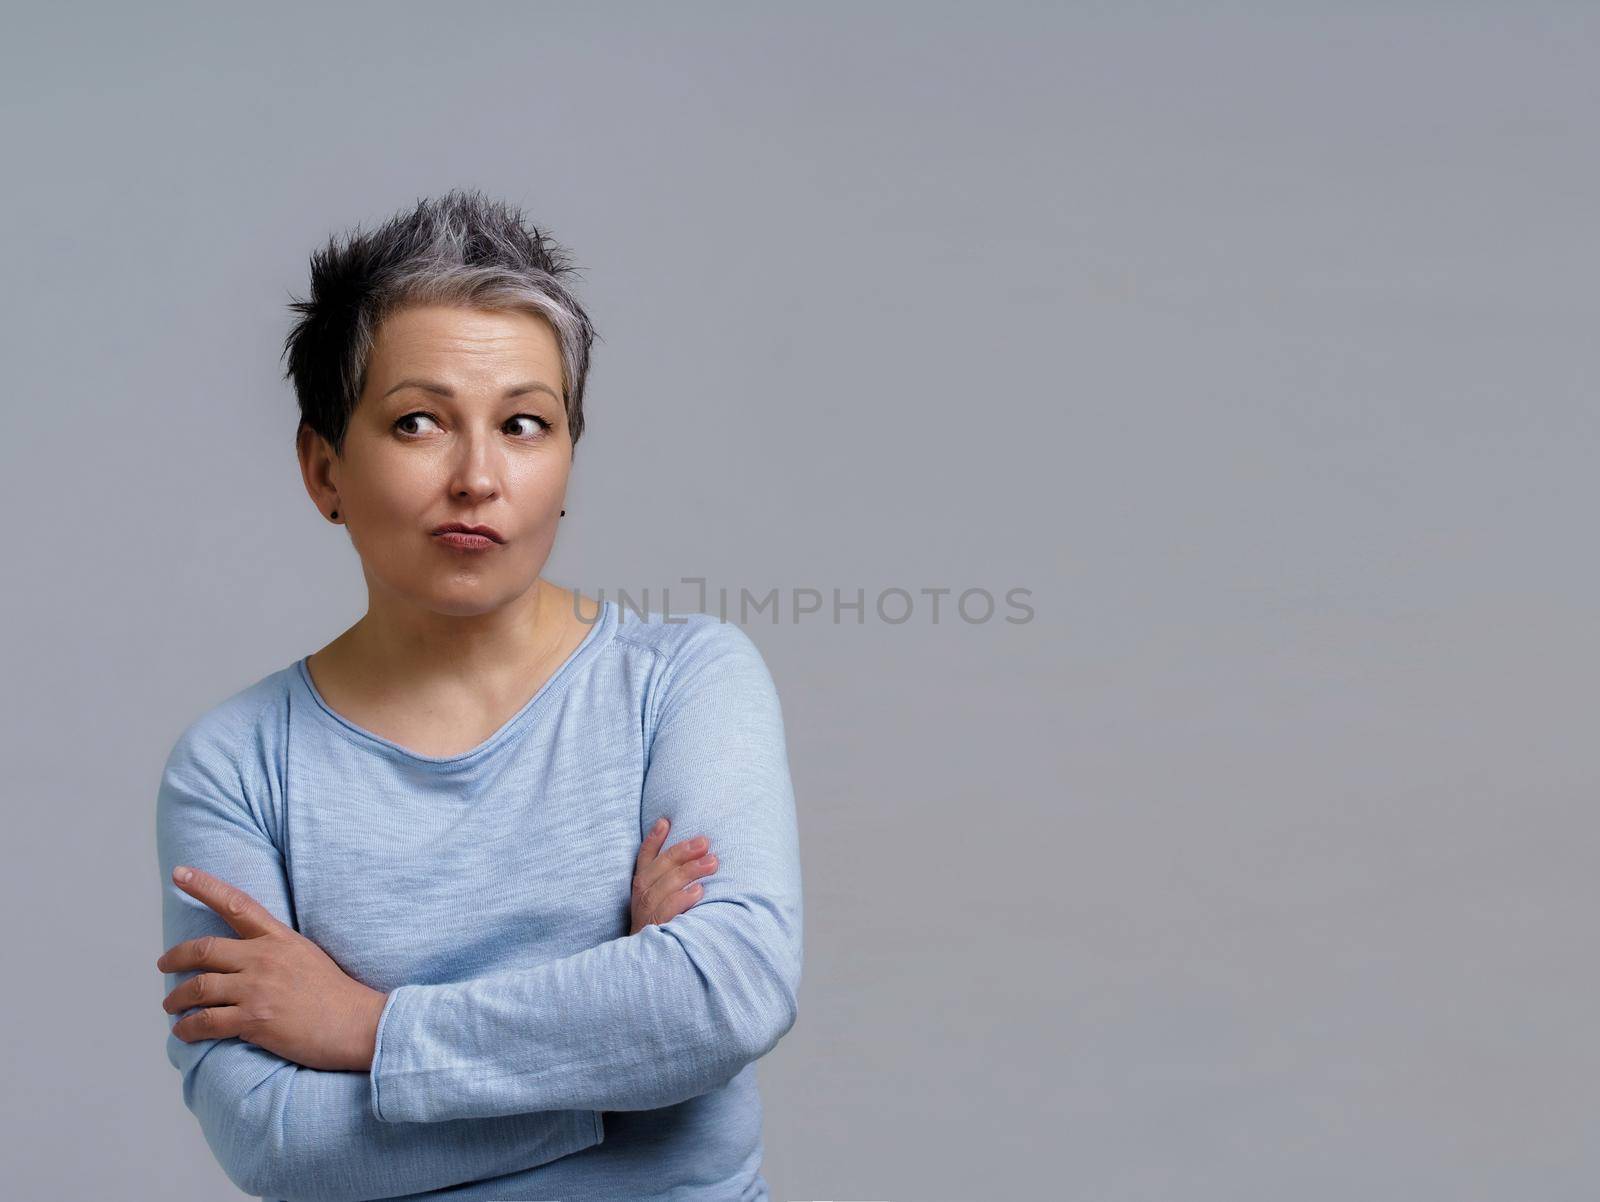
[[369, 985, 407, 1122]]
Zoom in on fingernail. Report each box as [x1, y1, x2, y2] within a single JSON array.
[[652, 818, 666, 834], [174, 866, 193, 883]]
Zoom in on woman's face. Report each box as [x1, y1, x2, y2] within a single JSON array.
[[299, 303, 572, 617]]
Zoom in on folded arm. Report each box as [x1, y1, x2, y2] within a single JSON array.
[[156, 716, 601, 1202], [370, 621, 805, 1124]]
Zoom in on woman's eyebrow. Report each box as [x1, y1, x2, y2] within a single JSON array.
[[383, 378, 560, 402]]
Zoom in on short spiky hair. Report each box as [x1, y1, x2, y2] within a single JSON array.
[[282, 188, 598, 457]]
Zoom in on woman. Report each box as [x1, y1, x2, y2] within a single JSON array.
[[153, 190, 803, 1202]]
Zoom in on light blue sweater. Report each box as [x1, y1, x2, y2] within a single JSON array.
[[154, 601, 803, 1201]]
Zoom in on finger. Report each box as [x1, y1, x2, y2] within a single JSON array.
[[163, 970, 244, 1016], [171, 866, 285, 939], [672, 850, 718, 894], [633, 833, 708, 898], [650, 881, 704, 925], [171, 1004, 246, 1044], [634, 817, 670, 874], [663, 834, 709, 866], [156, 933, 248, 975], [640, 849, 716, 920]]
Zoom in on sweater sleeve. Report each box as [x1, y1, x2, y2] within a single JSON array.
[[369, 619, 804, 1124], [155, 707, 603, 1202]]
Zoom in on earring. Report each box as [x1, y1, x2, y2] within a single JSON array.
[[560, 509, 566, 517], [330, 509, 339, 521]]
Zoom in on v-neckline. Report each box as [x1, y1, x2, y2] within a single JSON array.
[[293, 600, 617, 767]]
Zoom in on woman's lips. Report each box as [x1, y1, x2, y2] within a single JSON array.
[[434, 532, 501, 550]]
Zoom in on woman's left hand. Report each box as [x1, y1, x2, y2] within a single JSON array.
[[156, 865, 389, 1072]]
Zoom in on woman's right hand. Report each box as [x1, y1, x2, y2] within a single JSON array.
[[630, 817, 718, 935]]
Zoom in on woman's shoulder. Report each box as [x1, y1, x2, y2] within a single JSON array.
[[162, 662, 295, 771], [607, 610, 781, 732], [609, 607, 767, 672]]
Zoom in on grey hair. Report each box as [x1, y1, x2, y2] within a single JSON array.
[[282, 188, 599, 457]]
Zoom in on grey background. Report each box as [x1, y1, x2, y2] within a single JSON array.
[[1, 2, 1595, 1199]]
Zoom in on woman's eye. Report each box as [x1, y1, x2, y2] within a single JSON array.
[[507, 414, 553, 437], [394, 412, 442, 436]]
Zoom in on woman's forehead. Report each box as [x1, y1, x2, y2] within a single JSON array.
[[368, 307, 565, 391], [374, 305, 560, 356]]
